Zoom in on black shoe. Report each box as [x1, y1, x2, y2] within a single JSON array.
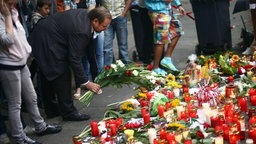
[[63, 113, 90, 121], [36, 124, 62, 136]]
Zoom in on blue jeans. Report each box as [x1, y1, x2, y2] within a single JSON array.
[[82, 31, 104, 80], [104, 16, 129, 66]]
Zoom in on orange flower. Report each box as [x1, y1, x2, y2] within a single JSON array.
[[232, 55, 239, 62]]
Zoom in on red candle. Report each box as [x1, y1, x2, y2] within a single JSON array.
[[158, 105, 165, 118], [249, 115, 256, 125], [229, 131, 240, 144], [165, 102, 172, 110], [225, 116, 233, 125], [168, 140, 177, 144], [153, 138, 159, 144], [250, 94, 256, 106], [184, 139, 192, 144], [232, 111, 240, 122], [223, 124, 230, 140], [166, 132, 175, 142], [146, 92, 154, 101], [184, 93, 190, 103], [73, 135, 83, 144], [180, 111, 187, 120], [238, 96, 247, 112], [214, 125, 223, 134], [141, 107, 147, 116], [187, 103, 194, 114], [167, 91, 174, 99], [90, 121, 99, 137], [218, 115, 225, 125], [109, 123, 117, 136], [189, 108, 197, 118], [140, 99, 148, 107], [210, 116, 219, 128], [159, 128, 166, 140], [115, 117, 123, 129], [183, 85, 189, 93], [143, 112, 150, 125]]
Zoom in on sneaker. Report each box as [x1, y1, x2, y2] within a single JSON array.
[[0, 133, 11, 144], [160, 57, 178, 71], [153, 68, 167, 76], [16, 136, 41, 144], [242, 47, 252, 55], [36, 124, 62, 136], [23, 126, 35, 135]]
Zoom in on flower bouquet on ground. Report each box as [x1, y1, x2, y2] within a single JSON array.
[[79, 60, 165, 106]]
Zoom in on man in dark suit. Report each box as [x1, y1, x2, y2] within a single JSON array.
[[28, 6, 112, 121]]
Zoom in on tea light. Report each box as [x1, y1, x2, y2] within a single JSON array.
[[182, 128, 190, 139], [148, 128, 157, 144], [214, 135, 224, 144], [176, 105, 185, 118], [174, 131, 182, 143]]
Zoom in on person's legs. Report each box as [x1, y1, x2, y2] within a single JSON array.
[[160, 10, 184, 71], [39, 71, 60, 118], [20, 66, 46, 132], [149, 12, 171, 75], [96, 31, 104, 72], [0, 113, 10, 144], [104, 21, 115, 66], [0, 69, 27, 141], [141, 8, 154, 64], [116, 16, 129, 64]]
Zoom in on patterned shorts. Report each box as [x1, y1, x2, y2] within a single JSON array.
[[149, 10, 184, 44]]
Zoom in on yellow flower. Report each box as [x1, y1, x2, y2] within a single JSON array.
[[138, 92, 147, 99], [172, 99, 180, 107], [232, 55, 239, 62], [200, 55, 205, 59], [166, 74, 175, 82], [204, 58, 211, 67], [121, 101, 134, 112], [168, 123, 186, 130], [131, 95, 135, 99]]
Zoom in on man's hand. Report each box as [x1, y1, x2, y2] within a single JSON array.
[[85, 81, 102, 94]]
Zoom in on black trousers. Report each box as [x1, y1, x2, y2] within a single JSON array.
[[40, 68, 77, 118]]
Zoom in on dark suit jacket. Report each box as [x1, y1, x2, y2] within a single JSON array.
[[28, 9, 98, 86]]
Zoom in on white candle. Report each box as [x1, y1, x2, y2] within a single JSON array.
[[176, 105, 185, 118], [147, 128, 156, 144], [173, 87, 180, 97], [215, 136, 224, 144]]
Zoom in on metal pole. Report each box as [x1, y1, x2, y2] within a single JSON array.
[[249, 0, 256, 54]]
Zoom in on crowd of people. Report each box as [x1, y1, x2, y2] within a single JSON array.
[[0, 0, 185, 143]]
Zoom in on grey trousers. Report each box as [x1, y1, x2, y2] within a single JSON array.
[[0, 66, 46, 141]]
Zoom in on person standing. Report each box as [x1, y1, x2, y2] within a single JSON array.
[[145, 0, 185, 75], [0, 0, 62, 143], [28, 7, 111, 121], [101, 0, 133, 66]]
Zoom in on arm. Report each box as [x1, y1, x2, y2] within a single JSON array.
[[121, 0, 133, 17], [0, 0, 15, 46]]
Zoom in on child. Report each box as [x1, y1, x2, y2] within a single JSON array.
[[145, 0, 185, 76], [30, 0, 52, 31]]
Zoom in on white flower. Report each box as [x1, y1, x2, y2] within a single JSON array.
[[188, 54, 197, 63], [116, 60, 125, 67], [110, 64, 117, 71], [126, 99, 140, 108], [132, 70, 139, 76]]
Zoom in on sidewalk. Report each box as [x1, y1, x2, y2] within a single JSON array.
[[7, 1, 254, 144]]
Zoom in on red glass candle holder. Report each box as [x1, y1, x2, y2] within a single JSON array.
[[238, 96, 247, 112], [166, 132, 175, 142], [90, 121, 99, 137], [159, 128, 167, 140], [184, 93, 190, 103], [229, 131, 240, 144], [143, 112, 150, 125], [73, 135, 83, 144], [158, 105, 165, 118], [250, 94, 256, 106]]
